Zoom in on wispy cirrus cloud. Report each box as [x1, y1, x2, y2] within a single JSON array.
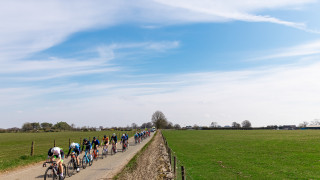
[[0, 0, 317, 62], [256, 40, 320, 60]]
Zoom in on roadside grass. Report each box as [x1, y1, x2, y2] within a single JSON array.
[[114, 131, 157, 179], [0, 130, 133, 172], [162, 130, 320, 179]]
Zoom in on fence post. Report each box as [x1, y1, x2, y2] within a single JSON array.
[[54, 139, 56, 147], [174, 156, 177, 178], [181, 166, 185, 180], [31, 141, 34, 156]]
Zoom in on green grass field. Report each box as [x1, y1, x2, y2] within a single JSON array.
[[162, 130, 320, 179], [0, 130, 134, 172]]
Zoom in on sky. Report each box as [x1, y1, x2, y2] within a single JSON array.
[[1, 0, 320, 128]]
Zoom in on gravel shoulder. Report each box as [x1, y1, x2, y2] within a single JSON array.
[[116, 131, 173, 180], [0, 133, 155, 180]]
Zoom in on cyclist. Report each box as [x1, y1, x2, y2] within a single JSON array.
[[47, 147, 65, 179], [125, 133, 129, 147], [110, 133, 118, 152], [102, 135, 109, 152], [120, 134, 126, 150], [91, 137, 100, 158], [134, 132, 138, 143], [66, 142, 80, 172], [81, 138, 92, 160]]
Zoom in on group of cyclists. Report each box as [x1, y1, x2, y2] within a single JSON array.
[[46, 132, 147, 179], [134, 130, 151, 144]]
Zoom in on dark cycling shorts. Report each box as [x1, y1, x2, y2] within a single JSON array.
[[74, 149, 80, 156], [93, 145, 99, 150]]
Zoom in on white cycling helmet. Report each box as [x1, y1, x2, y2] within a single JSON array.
[[123, 134, 125, 136], [70, 142, 76, 149], [113, 133, 116, 136]]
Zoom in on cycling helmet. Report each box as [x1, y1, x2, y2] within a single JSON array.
[[113, 133, 116, 136], [123, 134, 125, 136], [93, 136, 96, 140], [48, 148, 53, 156], [70, 142, 76, 149], [83, 138, 88, 142], [104, 135, 107, 138]]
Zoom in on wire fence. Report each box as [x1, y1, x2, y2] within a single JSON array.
[[160, 131, 194, 180]]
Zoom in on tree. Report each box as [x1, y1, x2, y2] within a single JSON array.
[[22, 122, 33, 131], [232, 122, 241, 128], [41, 122, 53, 130], [299, 121, 309, 128], [151, 111, 168, 129], [242, 120, 252, 128], [53, 122, 71, 131], [166, 122, 173, 129], [210, 122, 218, 128], [131, 123, 138, 130], [193, 124, 199, 130], [174, 124, 181, 129], [31, 122, 40, 130]]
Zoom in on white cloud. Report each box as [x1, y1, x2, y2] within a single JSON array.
[[0, 0, 317, 62], [2, 60, 320, 128], [256, 39, 320, 60]]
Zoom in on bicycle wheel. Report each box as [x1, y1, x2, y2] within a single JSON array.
[[62, 164, 67, 179], [67, 160, 75, 177], [82, 156, 87, 169], [44, 166, 54, 180], [88, 155, 93, 166], [95, 151, 99, 161], [100, 150, 103, 159]]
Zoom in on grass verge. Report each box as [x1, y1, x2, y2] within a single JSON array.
[[113, 131, 158, 179]]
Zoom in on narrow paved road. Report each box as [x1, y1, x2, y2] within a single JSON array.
[[0, 132, 155, 180]]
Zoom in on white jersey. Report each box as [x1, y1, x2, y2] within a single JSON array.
[[52, 147, 62, 158]]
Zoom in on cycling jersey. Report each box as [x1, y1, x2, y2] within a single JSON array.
[[50, 147, 64, 159], [92, 139, 100, 149], [67, 143, 80, 156], [121, 136, 126, 143], [103, 137, 109, 145], [110, 135, 117, 143], [82, 141, 92, 152]]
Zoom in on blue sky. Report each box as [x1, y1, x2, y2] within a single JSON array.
[[1, 0, 320, 128]]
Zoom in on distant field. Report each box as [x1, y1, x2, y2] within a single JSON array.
[[162, 130, 320, 179], [0, 130, 133, 171]]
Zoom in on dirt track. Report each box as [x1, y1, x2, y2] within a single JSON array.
[[0, 133, 154, 180]]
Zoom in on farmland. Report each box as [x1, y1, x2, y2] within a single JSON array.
[[162, 130, 320, 179], [0, 130, 133, 172]]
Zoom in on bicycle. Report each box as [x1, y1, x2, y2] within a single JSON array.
[[110, 142, 117, 155], [93, 148, 103, 161], [81, 150, 93, 169], [66, 152, 80, 177], [43, 161, 66, 180], [121, 141, 127, 152], [102, 144, 108, 158]]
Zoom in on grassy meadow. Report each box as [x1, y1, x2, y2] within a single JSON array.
[[162, 130, 320, 179], [0, 130, 134, 172]]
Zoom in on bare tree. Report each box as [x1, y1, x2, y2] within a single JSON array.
[[174, 124, 181, 129], [131, 123, 138, 130], [232, 122, 241, 128], [166, 122, 173, 129], [210, 122, 218, 128], [151, 111, 168, 129], [241, 120, 252, 128]]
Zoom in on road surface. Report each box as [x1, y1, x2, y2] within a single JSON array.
[[0, 132, 154, 180]]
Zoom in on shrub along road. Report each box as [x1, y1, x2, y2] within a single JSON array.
[[0, 132, 154, 180]]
